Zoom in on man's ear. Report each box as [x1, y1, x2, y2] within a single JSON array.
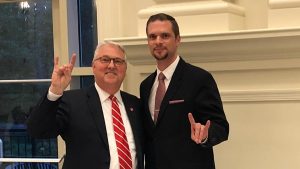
[[176, 35, 181, 46], [92, 62, 96, 72]]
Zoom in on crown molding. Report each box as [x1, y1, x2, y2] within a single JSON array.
[[138, 0, 245, 17], [106, 27, 300, 67]]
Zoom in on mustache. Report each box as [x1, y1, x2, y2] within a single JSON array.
[[105, 71, 117, 75]]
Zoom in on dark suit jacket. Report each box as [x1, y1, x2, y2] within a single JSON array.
[[140, 57, 229, 169], [27, 85, 144, 169]]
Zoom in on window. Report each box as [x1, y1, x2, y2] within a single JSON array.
[[65, 0, 97, 89], [0, 0, 97, 168], [0, 0, 57, 168]]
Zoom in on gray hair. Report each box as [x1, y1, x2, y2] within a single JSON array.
[[93, 41, 126, 61]]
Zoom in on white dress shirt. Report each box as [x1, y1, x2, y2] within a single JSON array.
[[148, 56, 180, 120], [47, 83, 137, 169]]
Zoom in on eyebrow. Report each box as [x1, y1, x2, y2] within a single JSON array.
[[101, 55, 125, 59]]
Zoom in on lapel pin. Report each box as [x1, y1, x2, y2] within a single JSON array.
[[130, 108, 134, 112]]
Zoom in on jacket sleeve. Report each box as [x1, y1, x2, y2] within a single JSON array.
[[194, 72, 229, 147], [26, 92, 69, 139]]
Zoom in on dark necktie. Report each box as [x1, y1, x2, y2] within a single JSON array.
[[154, 72, 166, 123], [110, 96, 132, 169]]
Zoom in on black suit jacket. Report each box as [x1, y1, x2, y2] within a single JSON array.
[[140, 57, 229, 169], [27, 86, 144, 169]]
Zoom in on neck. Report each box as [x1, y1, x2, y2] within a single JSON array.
[[157, 54, 177, 71], [96, 82, 120, 95], [105, 88, 119, 95]]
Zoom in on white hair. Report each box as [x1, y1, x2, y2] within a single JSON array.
[[92, 41, 126, 61]]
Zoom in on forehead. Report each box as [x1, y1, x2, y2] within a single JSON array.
[[147, 20, 173, 35], [97, 44, 125, 58]]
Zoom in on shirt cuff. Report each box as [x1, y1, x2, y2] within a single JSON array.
[[200, 136, 208, 144], [47, 89, 62, 101]]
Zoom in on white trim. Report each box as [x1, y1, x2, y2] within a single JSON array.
[[138, 1, 245, 17], [0, 155, 65, 163], [0, 79, 51, 84], [221, 89, 300, 102], [0, 0, 24, 3]]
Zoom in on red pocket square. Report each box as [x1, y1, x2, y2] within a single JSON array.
[[169, 99, 184, 104]]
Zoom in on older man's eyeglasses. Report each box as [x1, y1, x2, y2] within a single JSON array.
[[95, 56, 126, 66]]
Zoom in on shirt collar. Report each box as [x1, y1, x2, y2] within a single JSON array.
[[94, 82, 122, 105], [156, 55, 180, 81]]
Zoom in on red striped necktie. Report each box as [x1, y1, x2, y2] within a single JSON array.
[[110, 95, 132, 169]]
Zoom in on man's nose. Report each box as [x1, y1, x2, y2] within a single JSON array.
[[107, 59, 116, 67], [155, 36, 163, 44]]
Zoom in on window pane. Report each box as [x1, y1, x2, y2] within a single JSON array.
[[0, 0, 53, 80], [0, 83, 49, 125], [80, 76, 94, 88], [78, 0, 98, 67], [0, 82, 58, 159]]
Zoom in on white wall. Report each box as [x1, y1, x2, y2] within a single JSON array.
[[235, 0, 269, 29]]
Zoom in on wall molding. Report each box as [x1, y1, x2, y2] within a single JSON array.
[[138, 0, 245, 17], [221, 89, 300, 102], [106, 27, 300, 69], [269, 0, 300, 9]]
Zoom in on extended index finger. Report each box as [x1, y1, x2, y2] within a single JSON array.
[[205, 120, 211, 130], [54, 56, 59, 67], [70, 53, 76, 66], [188, 113, 195, 125]]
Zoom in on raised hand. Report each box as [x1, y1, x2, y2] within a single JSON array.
[[188, 112, 211, 144], [49, 53, 76, 95]]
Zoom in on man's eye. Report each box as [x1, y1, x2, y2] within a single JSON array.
[[148, 34, 156, 40], [114, 59, 124, 65], [161, 33, 170, 39], [101, 58, 111, 62]]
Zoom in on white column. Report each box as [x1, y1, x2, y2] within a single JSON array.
[[137, 0, 245, 36], [96, 0, 123, 41], [268, 0, 300, 28]]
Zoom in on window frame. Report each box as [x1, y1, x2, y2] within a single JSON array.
[[52, 0, 95, 165], [0, 0, 95, 167]]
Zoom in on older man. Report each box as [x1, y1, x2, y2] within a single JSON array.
[[27, 41, 144, 169]]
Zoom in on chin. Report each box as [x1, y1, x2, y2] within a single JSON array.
[[104, 79, 117, 84], [154, 54, 168, 60]]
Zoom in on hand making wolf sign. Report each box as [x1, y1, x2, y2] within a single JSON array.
[[188, 112, 211, 144], [49, 54, 76, 95]]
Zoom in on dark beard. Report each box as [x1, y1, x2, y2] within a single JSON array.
[[154, 53, 168, 61]]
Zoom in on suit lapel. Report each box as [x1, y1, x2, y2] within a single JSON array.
[[143, 73, 157, 126], [156, 58, 186, 125], [121, 92, 136, 131], [121, 92, 144, 168], [86, 86, 109, 149]]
